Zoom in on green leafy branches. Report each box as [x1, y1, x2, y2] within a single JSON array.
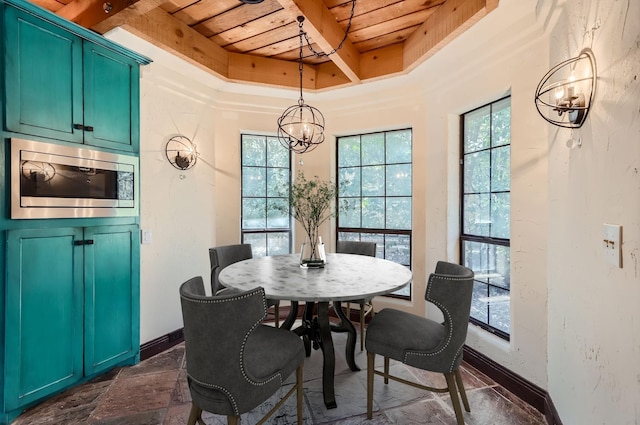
[[273, 171, 339, 259]]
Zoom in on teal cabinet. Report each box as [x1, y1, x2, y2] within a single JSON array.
[[4, 228, 84, 412], [3, 5, 141, 151], [4, 225, 140, 412], [3, 5, 82, 143], [83, 44, 141, 151], [84, 225, 140, 375], [1, 1, 148, 422]]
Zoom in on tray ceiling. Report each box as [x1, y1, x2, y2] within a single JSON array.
[[28, 0, 498, 91]]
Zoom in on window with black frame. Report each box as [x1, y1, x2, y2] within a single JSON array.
[[336, 129, 412, 299], [461, 96, 511, 339], [241, 134, 291, 257]]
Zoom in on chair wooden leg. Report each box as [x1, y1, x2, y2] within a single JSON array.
[[187, 403, 202, 425], [227, 415, 240, 425], [455, 369, 470, 412], [274, 303, 280, 328], [296, 365, 304, 425], [383, 357, 390, 384], [360, 307, 365, 351], [367, 351, 375, 419], [445, 372, 465, 425]]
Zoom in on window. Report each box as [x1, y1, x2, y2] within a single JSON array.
[[337, 129, 412, 298], [241, 134, 291, 257], [461, 97, 511, 339]]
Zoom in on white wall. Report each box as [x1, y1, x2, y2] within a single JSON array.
[[412, 0, 550, 388], [105, 0, 640, 421], [544, 0, 640, 423]]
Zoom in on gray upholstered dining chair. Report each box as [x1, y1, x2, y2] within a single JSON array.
[[179, 276, 305, 425], [209, 244, 280, 327], [365, 261, 474, 425], [336, 240, 377, 350]]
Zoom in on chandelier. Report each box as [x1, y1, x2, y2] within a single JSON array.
[[277, 16, 325, 154], [277, 1, 355, 154]]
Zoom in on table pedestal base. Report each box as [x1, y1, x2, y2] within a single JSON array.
[[283, 300, 359, 409]]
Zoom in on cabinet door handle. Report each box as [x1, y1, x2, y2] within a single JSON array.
[[73, 124, 94, 131], [73, 239, 95, 246]]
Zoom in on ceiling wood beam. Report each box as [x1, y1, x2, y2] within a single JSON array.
[[92, 5, 319, 90], [403, 0, 498, 72], [315, 61, 352, 90], [29, 0, 65, 12], [56, 0, 163, 29], [276, 0, 361, 83], [228, 52, 317, 90], [359, 43, 405, 81], [90, 0, 167, 34], [111, 6, 230, 78]]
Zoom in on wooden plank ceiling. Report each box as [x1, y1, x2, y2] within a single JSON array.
[[29, 0, 498, 91]]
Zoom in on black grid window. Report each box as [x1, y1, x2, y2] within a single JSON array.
[[461, 96, 511, 339], [241, 134, 291, 257], [337, 129, 412, 299]]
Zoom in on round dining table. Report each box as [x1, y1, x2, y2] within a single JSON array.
[[219, 252, 412, 409]]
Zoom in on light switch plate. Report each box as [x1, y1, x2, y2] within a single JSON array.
[[141, 229, 153, 245], [602, 224, 622, 268]]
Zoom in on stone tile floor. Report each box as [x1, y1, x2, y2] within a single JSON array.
[[13, 331, 546, 425]]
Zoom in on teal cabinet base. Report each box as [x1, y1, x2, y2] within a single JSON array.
[[3, 225, 140, 420], [0, 354, 139, 425]]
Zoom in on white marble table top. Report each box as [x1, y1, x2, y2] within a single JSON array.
[[218, 253, 412, 302]]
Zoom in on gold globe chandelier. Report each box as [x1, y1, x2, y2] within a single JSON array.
[[277, 1, 356, 154]]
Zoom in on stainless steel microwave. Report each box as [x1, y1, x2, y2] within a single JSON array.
[[11, 138, 139, 219]]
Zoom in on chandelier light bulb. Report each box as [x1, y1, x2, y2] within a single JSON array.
[[555, 86, 565, 100]]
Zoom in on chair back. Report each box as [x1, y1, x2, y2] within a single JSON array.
[[179, 277, 279, 415], [416, 261, 474, 372], [336, 240, 376, 257], [209, 244, 253, 294]]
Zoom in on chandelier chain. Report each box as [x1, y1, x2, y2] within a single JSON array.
[[301, 0, 356, 58], [298, 19, 304, 105]]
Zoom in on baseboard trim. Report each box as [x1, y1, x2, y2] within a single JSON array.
[[140, 328, 184, 361], [463, 345, 562, 425], [544, 393, 564, 425]]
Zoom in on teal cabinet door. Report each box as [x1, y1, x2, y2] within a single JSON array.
[[4, 228, 84, 411], [3, 5, 140, 151], [3, 6, 84, 143], [83, 44, 139, 152], [84, 225, 140, 374]]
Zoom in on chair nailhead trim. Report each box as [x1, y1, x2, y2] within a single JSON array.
[[404, 274, 467, 372], [184, 288, 279, 416], [188, 374, 240, 414], [239, 305, 282, 393]]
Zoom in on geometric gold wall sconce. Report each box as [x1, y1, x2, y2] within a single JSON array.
[[165, 135, 198, 170], [534, 48, 597, 129]]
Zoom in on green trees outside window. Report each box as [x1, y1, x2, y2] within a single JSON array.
[[337, 129, 412, 299], [241, 134, 291, 256], [461, 96, 511, 339]]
